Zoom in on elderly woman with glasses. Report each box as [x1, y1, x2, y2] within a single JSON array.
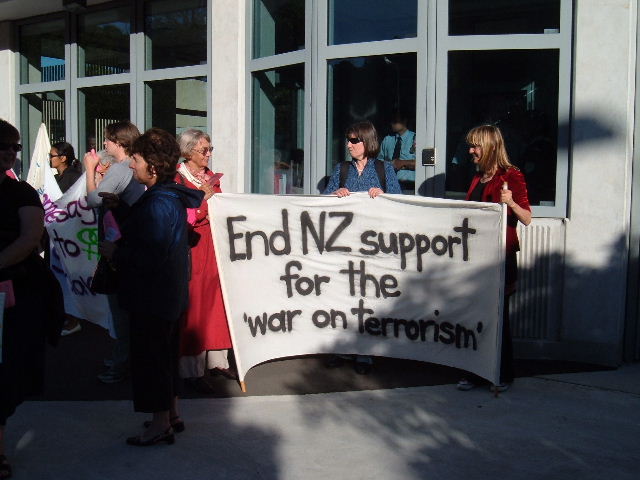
[[174, 129, 235, 393]]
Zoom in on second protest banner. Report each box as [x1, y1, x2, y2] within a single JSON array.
[[211, 193, 506, 385]]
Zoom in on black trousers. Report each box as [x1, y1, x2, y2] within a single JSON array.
[[500, 295, 515, 384], [129, 314, 182, 413]]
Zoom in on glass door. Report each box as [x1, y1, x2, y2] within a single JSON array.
[[313, 0, 434, 196]]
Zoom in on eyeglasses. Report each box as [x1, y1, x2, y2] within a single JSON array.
[[49, 153, 61, 159], [346, 138, 362, 145], [0, 143, 22, 153], [194, 146, 214, 156]]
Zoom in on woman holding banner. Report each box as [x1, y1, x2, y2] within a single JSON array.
[[458, 124, 531, 392], [50, 142, 82, 194], [0, 120, 65, 478], [100, 128, 204, 446], [323, 121, 401, 374], [175, 129, 235, 391]]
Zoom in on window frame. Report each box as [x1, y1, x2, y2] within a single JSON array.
[[247, 0, 572, 218], [13, 0, 211, 177]]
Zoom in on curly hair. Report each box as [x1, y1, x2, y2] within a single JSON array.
[[0, 119, 20, 143], [130, 128, 180, 183]]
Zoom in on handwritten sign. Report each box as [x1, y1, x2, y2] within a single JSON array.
[[43, 175, 114, 336], [211, 193, 506, 385]]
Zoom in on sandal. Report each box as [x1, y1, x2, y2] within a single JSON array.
[[143, 416, 185, 433], [0, 455, 12, 479], [126, 428, 175, 447]]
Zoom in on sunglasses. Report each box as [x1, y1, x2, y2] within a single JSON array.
[[194, 146, 214, 155], [346, 137, 362, 145], [0, 143, 22, 153], [49, 153, 61, 159]]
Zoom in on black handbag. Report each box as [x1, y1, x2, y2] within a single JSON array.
[[90, 256, 118, 294]]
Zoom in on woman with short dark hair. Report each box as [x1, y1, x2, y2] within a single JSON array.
[[99, 128, 204, 446], [0, 119, 64, 477], [323, 121, 401, 198]]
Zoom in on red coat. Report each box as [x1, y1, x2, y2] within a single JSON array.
[[465, 167, 531, 258], [175, 170, 232, 354]]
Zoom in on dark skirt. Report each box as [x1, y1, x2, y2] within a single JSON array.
[[0, 255, 64, 425], [129, 314, 182, 413]]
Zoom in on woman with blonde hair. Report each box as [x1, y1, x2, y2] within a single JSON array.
[[458, 124, 531, 392]]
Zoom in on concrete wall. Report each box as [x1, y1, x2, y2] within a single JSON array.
[[561, 0, 637, 363], [210, 0, 246, 193], [0, 21, 16, 124]]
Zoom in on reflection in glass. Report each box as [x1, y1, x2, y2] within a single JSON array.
[[19, 91, 66, 177], [326, 53, 417, 193], [145, 0, 207, 70], [146, 77, 207, 137], [78, 6, 131, 77], [449, 0, 561, 36], [329, 0, 417, 45], [19, 19, 65, 84], [253, 0, 305, 58], [252, 64, 304, 194], [446, 50, 559, 206], [79, 85, 130, 156]]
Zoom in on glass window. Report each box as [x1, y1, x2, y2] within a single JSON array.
[[253, 0, 305, 59], [252, 64, 305, 194], [449, 0, 561, 36], [79, 84, 130, 155], [146, 77, 207, 136], [19, 19, 65, 84], [145, 0, 207, 70], [445, 49, 560, 206], [78, 6, 131, 77], [328, 0, 417, 46], [326, 53, 417, 193], [19, 91, 66, 177]]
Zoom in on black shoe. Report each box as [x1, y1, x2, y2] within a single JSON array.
[[126, 429, 175, 446], [354, 361, 372, 375], [0, 455, 12, 479], [209, 367, 239, 381], [143, 417, 185, 433], [325, 355, 345, 369]]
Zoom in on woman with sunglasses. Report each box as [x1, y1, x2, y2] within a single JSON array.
[[457, 124, 531, 393], [323, 121, 401, 374], [174, 129, 235, 394], [324, 121, 401, 198], [0, 120, 64, 478], [49, 142, 81, 193]]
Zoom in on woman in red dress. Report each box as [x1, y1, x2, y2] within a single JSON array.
[[175, 129, 235, 390], [456, 125, 532, 393]]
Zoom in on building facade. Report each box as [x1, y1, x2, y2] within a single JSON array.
[[0, 0, 638, 365]]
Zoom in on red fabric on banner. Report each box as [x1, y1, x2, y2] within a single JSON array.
[[176, 171, 232, 354]]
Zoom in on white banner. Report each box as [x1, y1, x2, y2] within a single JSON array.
[[42, 175, 114, 336], [211, 193, 506, 385], [26, 123, 62, 201]]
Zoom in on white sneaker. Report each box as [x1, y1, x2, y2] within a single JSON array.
[[61, 323, 82, 336], [457, 378, 476, 391]]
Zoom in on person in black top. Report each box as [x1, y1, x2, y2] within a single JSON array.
[[50, 142, 82, 193], [0, 119, 64, 479]]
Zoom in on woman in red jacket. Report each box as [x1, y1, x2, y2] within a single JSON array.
[[458, 125, 531, 392]]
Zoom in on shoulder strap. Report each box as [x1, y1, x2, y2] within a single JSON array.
[[339, 161, 350, 189], [374, 160, 387, 193]]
